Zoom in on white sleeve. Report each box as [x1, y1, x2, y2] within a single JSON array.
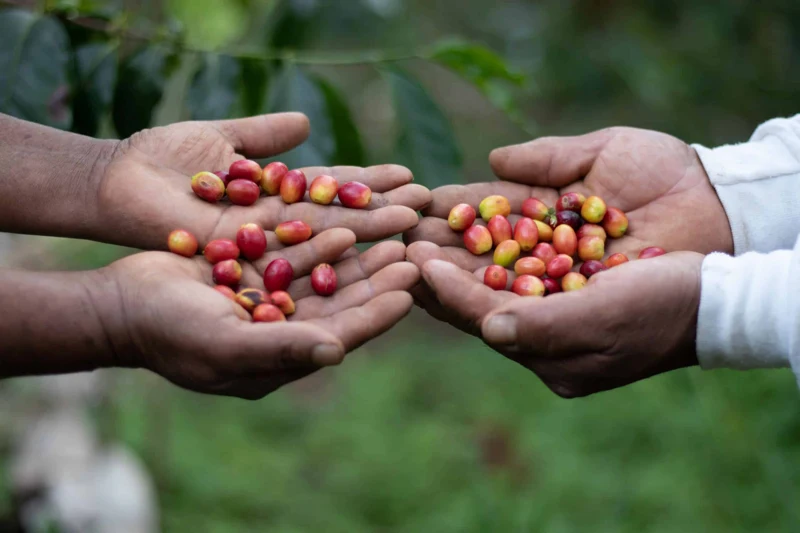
[[691, 114, 800, 254], [696, 235, 800, 385]]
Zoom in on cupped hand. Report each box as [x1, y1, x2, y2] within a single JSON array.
[[405, 127, 732, 276], [92, 113, 431, 249], [407, 241, 702, 398], [92, 230, 418, 399]]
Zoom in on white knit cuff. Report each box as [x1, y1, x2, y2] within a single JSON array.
[[697, 251, 793, 370]]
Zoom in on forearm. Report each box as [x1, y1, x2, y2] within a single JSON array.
[[696, 235, 800, 384], [0, 113, 117, 238], [691, 113, 800, 254], [0, 268, 118, 378]]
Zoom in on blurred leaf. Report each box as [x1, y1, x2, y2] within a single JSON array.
[[429, 39, 526, 122], [71, 42, 118, 136], [235, 58, 270, 117], [267, 64, 335, 168], [187, 54, 240, 120], [382, 66, 462, 188], [112, 46, 178, 138], [315, 76, 365, 166], [0, 9, 72, 129], [266, 0, 319, 50]]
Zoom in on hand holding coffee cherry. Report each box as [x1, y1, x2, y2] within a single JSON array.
[[100, 234, 419, 399], [407, 241, 702, 398], [95, 112, 431, 250]]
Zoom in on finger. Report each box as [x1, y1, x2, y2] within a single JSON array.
[[212, 112, 310, 158], [489, 129, 615, 187], [404, 216, 467, 247], [421, 259, 516, 331], [376, 184, 432, 212], [298, 164, 414, 193], [406, 240, 493, 272], [242, 228, 356, 285], [309, 291, 414, 352], [290, 240, 407, 300], [267, 204, 421, 243], [293, 262, 420, 320], [226, 321, 346, 373], [423, 183, 557, 219], [481, 283, 612, 357]]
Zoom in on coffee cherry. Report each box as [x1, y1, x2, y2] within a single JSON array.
[[464, 225, 493, 255], [514, 257, 546, 277], [577, 235, 604, 261], [309, 175, 339, 205], [270, 291, 296, 316], [555, 210, 583, 230], [311, 263, 337, 296], [602, 207, 628, 238], [604, 253, 630, 268], [484, 265, 508, 291], [226, 179, 260, 206], [212, 259, 242, 287], [493, 240, 521, 268], [236, 223, 267, 261], [253, 304, 286, 323], [191, 171, 225, 203], [639, 246, 666, 259], [229, 159, 263, 184], [546, 254, 573, 279], [213, 171, 233, 187], [235, 288, 270, 313], [521, 197, 550, 221], [448, 203, 477, 232], [514, 218, 538, 251], [577, 223, 607, 242], [261, 162, 288, 196], [488, 215, 512, 246], [280, 169, 307, 204], [204, 239, 240, 264], [553, 225, 578, 256], [542, 277, 562, 295], [511, 275, 545, 297], [531, 242, 557, 266], [275, 220, 312, 245], [562, 272, 587, 292], [534, 220, 554, 242], [167, 229, 198, 257], [214, 285, 237, 301], [555, 192, 586, 213], [338, 181, 372, 209], [479, 195, 511, 222], [579, 260, 606, 278], [581, 196, 607, 224], [264, 259, 294, 292]]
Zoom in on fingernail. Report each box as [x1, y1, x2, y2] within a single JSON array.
[[312, 344, 344, 366], [483, 315, 518, 345]]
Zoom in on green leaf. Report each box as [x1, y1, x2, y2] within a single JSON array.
[[382, 66, 462, 188], [112, 46, 177, 138], [71, 42, 118, 136], [0, 9, 72, 129], [428, 39, 526, 121], [314, 76, 365, 167], [267, 64, 335, 168], [187, 54, 240, 121], [236, 58, 270, 117]]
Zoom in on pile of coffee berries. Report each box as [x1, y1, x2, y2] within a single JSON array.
[[192, 159, 372, 209], [448, 192, 666, 296], [167, 222, 338, 323]]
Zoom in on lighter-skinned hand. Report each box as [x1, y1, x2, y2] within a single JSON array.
[[407, 241, 702, 398]]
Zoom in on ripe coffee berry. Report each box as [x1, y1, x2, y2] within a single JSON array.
[[488, 215, 512, 246], [311, 264, 337, 296], [484, 265, 508, 291], [464, 225, 493, 255], [236, 223, 267, 261], [191, 171, 225, 203], [262, 162, 288, 195], [204, 239, 239, 264], [448, 203, 477, 231], [167, 229, 198, 257], [226, 179, 260, 206], [511, 275, 545, 297], [479, 195, 511, 222], [338, 181, 372, 209], [264, 259, 294, 292], [639, 246, 666, 259]]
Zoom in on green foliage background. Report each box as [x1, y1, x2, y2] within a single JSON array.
[[1, 0, 800, 531]]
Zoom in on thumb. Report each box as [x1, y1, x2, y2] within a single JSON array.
[[211, 112, 310, 159], [489, 128, 616, 188]]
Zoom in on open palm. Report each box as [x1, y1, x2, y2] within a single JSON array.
[[100, 229, 418, 399], [94, 112, 430, 250]]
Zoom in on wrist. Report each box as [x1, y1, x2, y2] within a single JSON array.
[[687, 147, 735, 255]]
